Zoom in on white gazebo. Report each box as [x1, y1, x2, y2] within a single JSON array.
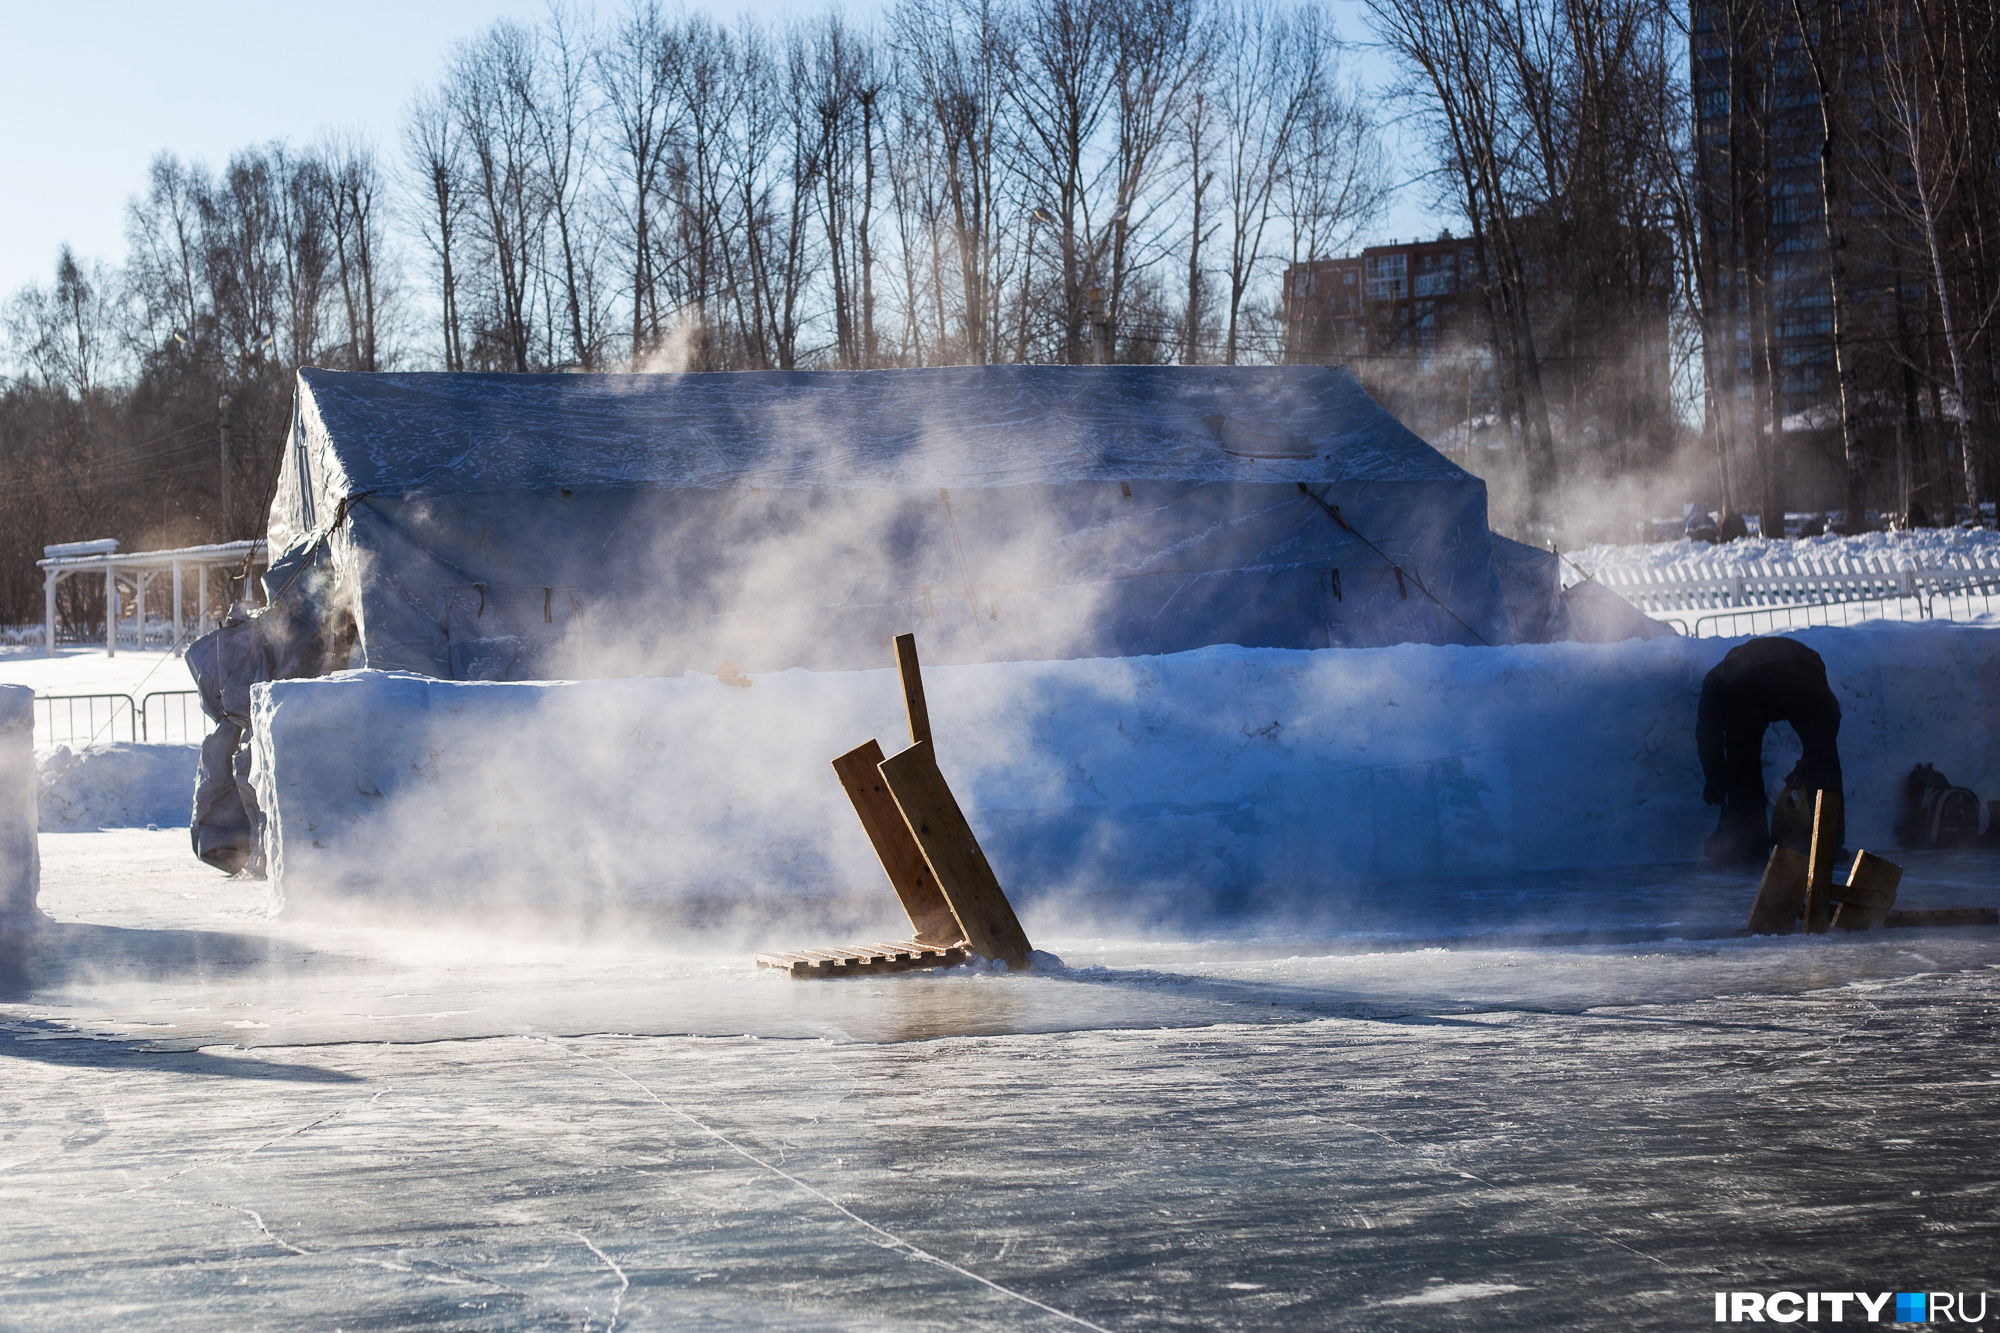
[[37, 539, 269, 657]]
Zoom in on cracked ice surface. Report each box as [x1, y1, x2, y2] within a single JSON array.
[[1, 831, 1996, 1329]]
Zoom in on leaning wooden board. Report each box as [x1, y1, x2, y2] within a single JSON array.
[[1802, 789, 1843, 934], [1745, 846, 1809, 934], [877, 739, 1034, 969], [830, 740, 962, 946], [893, 632, 933, 748]]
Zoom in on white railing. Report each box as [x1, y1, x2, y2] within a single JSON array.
[[1592, 553, 2000, 637]]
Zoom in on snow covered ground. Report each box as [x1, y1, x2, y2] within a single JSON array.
[[1, 830, 1996, 1329], [35, 742, 198, 832], [0, 645, 196, 701]]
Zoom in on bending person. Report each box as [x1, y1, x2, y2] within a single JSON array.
[[1696, 637, 1843, 863]]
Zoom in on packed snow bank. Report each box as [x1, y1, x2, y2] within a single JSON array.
[[36, 744, 198, 833], [251, 624, 2000, 926], [1568, 527, 2000, 579], [1, 686, 38, 924]]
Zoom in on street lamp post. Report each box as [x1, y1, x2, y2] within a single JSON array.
[[218, 392, 233, 540], [171, 329, 267, 542]]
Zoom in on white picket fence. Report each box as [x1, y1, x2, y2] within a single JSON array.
[[1591, 552, 2000, 637]]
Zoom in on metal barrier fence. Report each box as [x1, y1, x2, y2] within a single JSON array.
[[33, 693, 138, 747], [140, 690, 206, 745], [33, 691, 206, 748], [1594, 554, 2000, 637]]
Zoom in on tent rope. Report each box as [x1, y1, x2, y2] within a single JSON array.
[[1295, 482, 1491, 646]]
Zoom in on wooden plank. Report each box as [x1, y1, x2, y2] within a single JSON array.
[[894, 632, 932, 747], [1802, 789, 1842, 935], [878, 739, 1034, 969], [1744, 845, 1808, 934], [1883, 907, 1999, 929], [1830, 849, 1902, 930], [832, 739, 963, 946]]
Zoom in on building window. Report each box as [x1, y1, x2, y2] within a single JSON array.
[[1365, 253, 1407, 301]]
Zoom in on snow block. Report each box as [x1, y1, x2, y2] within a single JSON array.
[[36, 743, 201, 832], [251, 624, 2000, 924], [0, 685, 40, 926]]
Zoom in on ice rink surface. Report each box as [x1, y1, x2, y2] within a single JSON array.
[[2, 831, 1997, 1329]]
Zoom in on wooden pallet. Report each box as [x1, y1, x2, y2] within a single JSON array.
[[755, 940, 970, 979], [771, 633, 1036, 980]]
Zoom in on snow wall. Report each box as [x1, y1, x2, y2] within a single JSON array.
[[250, 623, 2000, 932], [35, 744, 199, 833], [0, 686, 39, 925]]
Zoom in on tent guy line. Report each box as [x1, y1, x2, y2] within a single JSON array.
[[1296, 481, 1491, 644]]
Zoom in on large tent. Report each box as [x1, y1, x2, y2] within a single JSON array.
[[189, 363, 1598, 870], [269, 364, 1544, 670]]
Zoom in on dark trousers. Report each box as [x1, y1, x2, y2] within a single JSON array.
[[1708, 718, 1845, 861], [1708, 721, 1772, 861]]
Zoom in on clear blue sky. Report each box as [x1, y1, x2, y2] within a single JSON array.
[[0, 0, 1441, 301]]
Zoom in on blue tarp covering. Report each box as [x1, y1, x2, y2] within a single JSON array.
[[268, 364, 1525, 678]]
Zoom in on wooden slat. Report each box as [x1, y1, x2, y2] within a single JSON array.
[[1802, 789, 1842, 935], [832, 739, 963, 946], [878, 739, 1034, 969], [1830, 849, 1902, 930], [894, 632, 932, 747], [754, 940, 970, 979], [1745, 845, 1808, 934]]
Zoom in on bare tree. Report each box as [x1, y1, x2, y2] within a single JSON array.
[[804, 15, 876, 367], [1282, 71, 1387, 273], [1367, 0, 1561, 522], [1180, 84, 1219, 362], [519, 4, 603, 369], [321, 135, 388, 371], [1785, 0, 1864, 527], [124, 154, 208, 351], [744, 21, 814, 369], [598, 0, 682, 359], [5, 248, 118, 398], [403, 86, 469, 371], [1103, 0, 1205, 361], [897, 0, 1014, 363], [1861, 0, 1983, 512], [1216, 1, 1322, 366], [661, 15, 750, 369], [883, 89, 953, 363], [452, 22, 544, 371], [1010, 0, 1116, 364]]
